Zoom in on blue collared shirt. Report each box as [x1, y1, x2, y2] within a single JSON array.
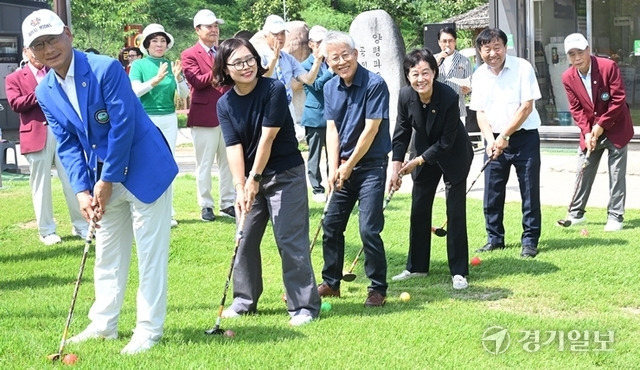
[[323, 64, 391, 161]]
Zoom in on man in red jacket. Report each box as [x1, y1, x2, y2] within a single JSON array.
[[5, 48, 87, 244], [561, 33, 634, 231], [181, 9, 235, 221]]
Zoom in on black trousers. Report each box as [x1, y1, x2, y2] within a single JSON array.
[[406, 165, 469, 277]]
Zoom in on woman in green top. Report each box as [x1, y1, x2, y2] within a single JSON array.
[[130, 23, 189, 227]]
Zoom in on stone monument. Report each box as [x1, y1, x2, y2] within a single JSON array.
[[349, 9, 407, 137]]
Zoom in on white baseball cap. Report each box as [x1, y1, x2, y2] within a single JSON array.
[[263, 15, 287, 34], [139, 23, 174, 55], [564, 33, 589, 53], [22, 9, 65, 48], [193, 9, 225, 28], [308, 25, 327, 42]]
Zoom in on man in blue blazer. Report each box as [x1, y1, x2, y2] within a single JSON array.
[[23, 9, 178, 355]]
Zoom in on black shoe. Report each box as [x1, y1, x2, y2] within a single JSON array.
[[201, 207, 215, 222], [220, 206, 236, 218], [521, 245, 538, 258], [476, 243, 505, 253]]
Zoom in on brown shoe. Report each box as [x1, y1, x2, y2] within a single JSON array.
[[318, 282, 340, 297], [364, 290, 386, 307]]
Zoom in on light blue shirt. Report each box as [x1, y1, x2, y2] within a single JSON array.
[[261, 50, 306, 104]]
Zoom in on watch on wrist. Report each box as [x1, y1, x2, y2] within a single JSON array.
[[249, 171, 262, 182], [501, 134, 510, 141]]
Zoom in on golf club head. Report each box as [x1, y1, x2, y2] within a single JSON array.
[[46, 353, 61, 361], [342, 272, 357, 282], [204, 327, 225, 335], [557, 219, 572, 227], [434, 228, 447, 237]]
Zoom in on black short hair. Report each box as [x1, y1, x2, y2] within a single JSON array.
[[438, 27, 457, 40], [143, 32, 168, 50], [475, 28, 508, 49], [403, 48, 439, 83], [127, 47, 142, 57], [213, 38, 267, 86]]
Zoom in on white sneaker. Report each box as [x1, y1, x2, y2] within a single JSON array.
[[452, 275, 469, 290], [120, 334, 160, 355], [170, 219, 178, 228], [391, 270, 428, 281], [66, 326, 118, 344], [604, 219, 623, 232], [221, 308, 241, 318], [71, 227, 89, 240], [312, 193, 327, 203], [289, 314, 313, 327], [39, 233, 62, 246], [567, 215, 586, 226]]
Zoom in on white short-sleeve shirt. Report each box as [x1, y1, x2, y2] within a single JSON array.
[[469, 55, 542, 132]]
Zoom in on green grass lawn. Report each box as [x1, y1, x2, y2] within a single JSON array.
[[0, 174, 638, 369]]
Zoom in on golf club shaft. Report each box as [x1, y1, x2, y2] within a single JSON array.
[[344, 188, 397, 276], [432, 157, 493, 236], [206, 212, 245, 334], [309, 191, 333, 253], [565, 150, 592, 215], [55, 218, 97, 357]]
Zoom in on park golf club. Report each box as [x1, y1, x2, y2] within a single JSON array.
[[431, 156, 494, 237], [47, 218, 97, 362], [342, 185, 399, 282], [205, 211, 246, 335], [309, 191, 333, 253], [557, 151, 591, 227]]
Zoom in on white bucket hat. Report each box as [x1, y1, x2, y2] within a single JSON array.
[[139, 23, 174, 55]]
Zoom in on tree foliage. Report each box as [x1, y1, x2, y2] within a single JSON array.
[[239, 0, 304, 32], [70, 0, 149, 55], [64, 0, 488, 57]]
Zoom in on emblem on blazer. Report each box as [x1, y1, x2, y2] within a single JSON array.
[[94, 110, 109, 124], [600, 92, 610, 102]]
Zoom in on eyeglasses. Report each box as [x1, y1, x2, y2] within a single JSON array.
[[227, 56, 257, 71], [30, 35, 61, 52], [328, 52, 354, 64]]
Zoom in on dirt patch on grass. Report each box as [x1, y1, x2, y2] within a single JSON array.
[[16, 220, 37, 229]]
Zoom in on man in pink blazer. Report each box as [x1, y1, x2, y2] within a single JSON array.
[[181, 9, 235, 222], [561, 33, 634, 231], [5, 48, 87, 245]]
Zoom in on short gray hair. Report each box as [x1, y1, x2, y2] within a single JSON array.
[[322, 31, 355, 58]]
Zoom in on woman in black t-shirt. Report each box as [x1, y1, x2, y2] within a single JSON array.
[[213, 38, 321, 327]]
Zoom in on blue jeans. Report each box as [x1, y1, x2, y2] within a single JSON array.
[[484, 129, 541, 247], [321, 159, 388, 295]]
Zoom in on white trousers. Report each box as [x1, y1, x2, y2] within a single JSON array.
[[25, 125, 87, 237], [88, 183, 171, 339], [149, 114, 177, 217], [191, 126, 234, 210]]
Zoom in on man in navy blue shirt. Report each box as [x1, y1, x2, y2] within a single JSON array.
[[318, 31, 391, 307]]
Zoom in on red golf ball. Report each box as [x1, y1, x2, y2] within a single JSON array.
[[62, 353, 78, 365], [581, 229, 589, 236], [471, 256, 481, 266], [224, 329, 236, 338]]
